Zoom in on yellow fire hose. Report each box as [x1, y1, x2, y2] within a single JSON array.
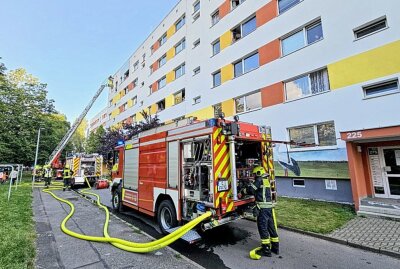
[[39, 178, 212, 253]]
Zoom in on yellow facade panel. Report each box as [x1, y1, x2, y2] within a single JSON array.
[[221, 64, 234, 83], [166, 47, 175, 60], [220, 31, 232, 50], [328, 40, 400, 90], [150, 104, 158, 115], [136, 112, 144, 121], [221, 99, 234, 117], [165, 94, 174, 108], [167, 25, 175, 38], [186, 106, 214, 120], [166, 70, 175, 84], [127, 99, 133, 108]]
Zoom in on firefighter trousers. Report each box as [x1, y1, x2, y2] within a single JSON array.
[[257, 208, 279, 246], [63, 178, 71, 189], [44, 177, 51, 187]]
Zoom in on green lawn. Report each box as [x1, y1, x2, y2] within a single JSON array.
[[275, 197, 355, 234], [0, 175, 35, 269]]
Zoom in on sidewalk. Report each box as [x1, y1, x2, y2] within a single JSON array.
[[329, 217, 400, 257], [33, 188, 201, 269]]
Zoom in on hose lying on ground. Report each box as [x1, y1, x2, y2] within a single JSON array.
[[41, 179, 212, 253]]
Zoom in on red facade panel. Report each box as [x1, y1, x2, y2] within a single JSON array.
[[256, 0, 278, 27]]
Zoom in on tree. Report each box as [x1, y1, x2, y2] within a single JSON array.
[[97, 110, 161, 169], [67, 118, 88, 153], [0, 62, 68, 166], [85, 125, 105, 154]]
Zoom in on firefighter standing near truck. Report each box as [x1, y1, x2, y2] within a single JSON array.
[[43, 165, 52, 188], [63, 165, 73, 191], [244, 166, 279, 259]]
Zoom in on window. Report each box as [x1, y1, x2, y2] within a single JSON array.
[[211, 10, 220, 26], [131, 114, 136, 123], [293, 179, 305, 187], [140, 101, 143, 107], [150, 65, 154, 74], [213, 71, 221, 87], [150, 45, 155, 54], [123, 70, 129, 80], [141, 62, 145, 69], [175, 16, 186, 31], [157, 99, 165, 112], [212, 39, 220, 55], [193, 66, 200, 76], [123, 102, 128, 110], [213, 103, 222, 118], [231, 0, 246, 10], [158, 76, 166, 89], [174, 89, 185, 104], [363, 79, 399, 98], [175, 38, 186, 54], [175, 63, 185, 79], [288, 122, 337, 148], [133, 78, 138, 87], [193, 39, 200, 48], [354, 17, 387, 39], [109, 100, 112, 107], [325, 180, 337, 190], [193, 96, 201, 104], [285, 68, 330, 101], [132, 96, 137, 106], [193, 1, 200, 13], [158, 54, 167, 67], [282, 20, 323, 56], [234, 52, 259, 77], [232, 15, 256, 43], [133, 61, 139, 71], [242, 16, 256, 37], [193, 12, 200, 21], [142, 53, 146, 63], [235, 91, 261, 113], [159, 33, 167, 47], [124, 87, 128, 95], [278, 0, 300, 14]]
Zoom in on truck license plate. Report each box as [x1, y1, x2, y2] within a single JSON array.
[[217, 179, 229, 192]]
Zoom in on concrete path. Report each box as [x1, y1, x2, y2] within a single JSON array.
[[33, 188, 202, 269], [90, 188, 400, 269], [329, 217, 400, 255]]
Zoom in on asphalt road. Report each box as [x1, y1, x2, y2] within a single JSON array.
[[90, 188, 400, 269]]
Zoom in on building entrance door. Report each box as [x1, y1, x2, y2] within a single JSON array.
[[381, 147, 400, 199]]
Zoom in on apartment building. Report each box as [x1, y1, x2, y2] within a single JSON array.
[[100, 0, 400, 215], [88, 107, 108, 134]]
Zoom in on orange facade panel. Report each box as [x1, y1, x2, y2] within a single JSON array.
[[153, 40, 160, 52], [128, 82, 134, 91], [259, 39, 280, 66], [219, 0, 230, 19], [256, 0, 278, 27], [151, 82, 158, 93], [152, 61, 159, 72], [261, 82, 284, 108]]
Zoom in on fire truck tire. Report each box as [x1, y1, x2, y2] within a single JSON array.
[[112, 189, 122, 212], [157, 200, 178, 234]]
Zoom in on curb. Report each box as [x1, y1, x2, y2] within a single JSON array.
[[73, 190, 205, 269], [279, 225, 400, 260]]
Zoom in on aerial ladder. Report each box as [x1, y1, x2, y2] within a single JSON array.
[[47, 77, 113, 167]]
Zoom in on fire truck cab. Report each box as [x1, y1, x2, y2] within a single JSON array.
[[111, 117, 275, 234]]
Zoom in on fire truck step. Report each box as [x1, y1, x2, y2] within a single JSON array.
[[165, 227, 202, 244]]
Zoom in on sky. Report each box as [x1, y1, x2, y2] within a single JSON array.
[[0, 0, 179, 123]]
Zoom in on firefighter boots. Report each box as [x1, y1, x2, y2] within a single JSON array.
[[271, 242, 279, 255]]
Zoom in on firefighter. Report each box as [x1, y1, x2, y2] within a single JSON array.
[[43, 165, 52, 188], [244, 166, 279, 259], [63, 165, 73, 191]]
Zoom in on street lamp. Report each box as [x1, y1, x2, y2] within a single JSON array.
[[32, 127, 44, 189]]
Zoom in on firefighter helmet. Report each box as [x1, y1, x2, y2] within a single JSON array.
[[253, 166, 266, 176]]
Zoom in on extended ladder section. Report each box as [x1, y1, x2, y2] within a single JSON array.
[[47, 83, 108, 166]]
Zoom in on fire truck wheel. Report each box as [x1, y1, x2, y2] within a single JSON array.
[[112, 190, 122, 212], [157, 200, 178, 234]]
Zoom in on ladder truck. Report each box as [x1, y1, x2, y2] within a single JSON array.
[[46, 77, 112, 174], [110, 116, 277, 242]]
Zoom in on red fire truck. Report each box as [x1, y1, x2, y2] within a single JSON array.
[[110, 117, 276, 236]]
